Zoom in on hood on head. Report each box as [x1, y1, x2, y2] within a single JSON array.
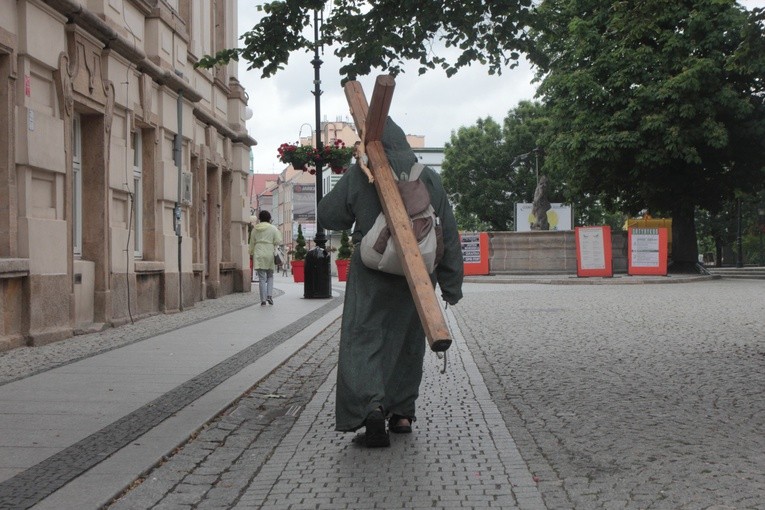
[[381, 117, 417, 179]]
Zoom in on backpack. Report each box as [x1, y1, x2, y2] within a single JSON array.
[[359, 164, 444, 276]]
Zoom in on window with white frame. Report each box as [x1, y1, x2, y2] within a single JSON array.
[[132, 130, 143, 258], [72, 114, 82, 256]]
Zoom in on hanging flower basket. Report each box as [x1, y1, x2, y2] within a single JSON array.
[[277, 139, 353, 175], [322, 139, 354, 174], [277, 143, 315, 171]]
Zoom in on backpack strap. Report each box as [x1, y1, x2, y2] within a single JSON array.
[[409, 163, 425, 181], [393, 163, 426, 182]]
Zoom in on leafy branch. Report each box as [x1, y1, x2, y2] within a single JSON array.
[[196, 0, 533, 82]]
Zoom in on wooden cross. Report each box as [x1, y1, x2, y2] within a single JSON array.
[[344, 75, 452, 352]]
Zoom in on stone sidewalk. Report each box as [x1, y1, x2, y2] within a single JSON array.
[[1, 273, 760, 509], [107, 274, 763, 510], [0, 275, 344, 509], [108, 307, 545, 509]]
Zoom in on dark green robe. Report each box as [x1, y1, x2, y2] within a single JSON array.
[[318, 118, 464, 432]]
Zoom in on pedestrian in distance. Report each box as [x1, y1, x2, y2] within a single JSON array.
[[249, 210, 283, 306], [281, 251, 290, 277], [318, 117, 464, 447]]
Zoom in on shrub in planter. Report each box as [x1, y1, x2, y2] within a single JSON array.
[[336, 230, 352, 281]]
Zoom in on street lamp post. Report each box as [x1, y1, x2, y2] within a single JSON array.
[[510, 147, 542, 188], [303, 8, 332, 299], [736, 198, 743, 268], [758, 207, 765, 266]]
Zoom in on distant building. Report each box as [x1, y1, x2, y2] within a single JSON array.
[[406, 134, 425, 148], [248, 174, 279, 215], [300, 118, 360, 149], [413, 147, 445, 174]]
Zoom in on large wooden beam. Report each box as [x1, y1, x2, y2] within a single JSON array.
[[344, 76, 451, 352]]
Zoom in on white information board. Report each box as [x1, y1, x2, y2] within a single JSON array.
[[515, 203, 573, 231], [577, 227, 606, 270]]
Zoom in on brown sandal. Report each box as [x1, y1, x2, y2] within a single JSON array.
[[389, 414, 412, 434]]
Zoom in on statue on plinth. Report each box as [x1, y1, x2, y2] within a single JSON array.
[[531, 175, 551, 230]]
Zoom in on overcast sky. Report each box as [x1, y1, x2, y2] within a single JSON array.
[[238, 1, 765, 174]]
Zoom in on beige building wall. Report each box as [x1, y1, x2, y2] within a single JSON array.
[[0, 0, 256, 351], [299, 120, 360, 148]]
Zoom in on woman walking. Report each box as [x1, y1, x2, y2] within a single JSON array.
[[249, 210, 283, 305]]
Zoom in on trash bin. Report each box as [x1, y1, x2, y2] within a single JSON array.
[[304, 247, 332, 298]]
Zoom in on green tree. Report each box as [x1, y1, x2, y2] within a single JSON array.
[[197, 0, 532, 81], [531, 0, 765, 269], [443, 101, 630, 231], [442, 102, 550, 231], [697, 190, 765, 266], [442, 118, 516, 230]]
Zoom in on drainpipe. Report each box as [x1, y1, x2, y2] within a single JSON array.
[[174, 88, 184, 310]]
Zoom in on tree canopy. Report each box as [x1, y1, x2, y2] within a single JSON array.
[[442, 102, 548, 231], [202, 0, 765, 266], [197, 0, 533, 80], [531, 0, 765, 264]]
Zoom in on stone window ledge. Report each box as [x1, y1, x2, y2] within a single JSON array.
[[134, 261, 165, 274], [0, 258, 30, 279]]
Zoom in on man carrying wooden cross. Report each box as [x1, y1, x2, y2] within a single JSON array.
[[318, 116, 463, 447]]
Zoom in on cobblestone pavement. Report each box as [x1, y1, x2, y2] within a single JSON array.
[[109, 309, 544, 510], [455, 279, 764, 509], [4, 277, 762, 509]]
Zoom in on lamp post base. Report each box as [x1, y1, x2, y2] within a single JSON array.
[[303, 247, 332, 298]]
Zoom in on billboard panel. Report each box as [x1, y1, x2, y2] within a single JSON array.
[[515, 203, 572, 231]]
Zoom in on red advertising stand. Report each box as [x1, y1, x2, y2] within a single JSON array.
[[575, 226, 613, 277], [628, 227, 668, 276], [460, 232, 490, 276]]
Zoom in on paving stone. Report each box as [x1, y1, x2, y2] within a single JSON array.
[[7, 278, 760, 509], [458, 280, 765, 510]]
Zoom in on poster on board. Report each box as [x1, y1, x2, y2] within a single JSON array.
[[515, 203, 573, 231], [575, 226, 613, 277], [460, 232, 489, 275], [628, 228, 668, 275]]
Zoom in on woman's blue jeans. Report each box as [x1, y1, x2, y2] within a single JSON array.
[[256, 269, 274, 302]]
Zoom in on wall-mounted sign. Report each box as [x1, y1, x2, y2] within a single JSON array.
[[293, 222, 316, 240], [292, 183, 315, 221]]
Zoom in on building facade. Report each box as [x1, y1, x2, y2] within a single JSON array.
[[413, 147, 445, 174], [0, 0, 255, 351], [247, 173, 279, 217]]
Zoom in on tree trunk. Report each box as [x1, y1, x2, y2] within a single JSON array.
[[714, 238, 723, 267], [671, 202, 699, 272]]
